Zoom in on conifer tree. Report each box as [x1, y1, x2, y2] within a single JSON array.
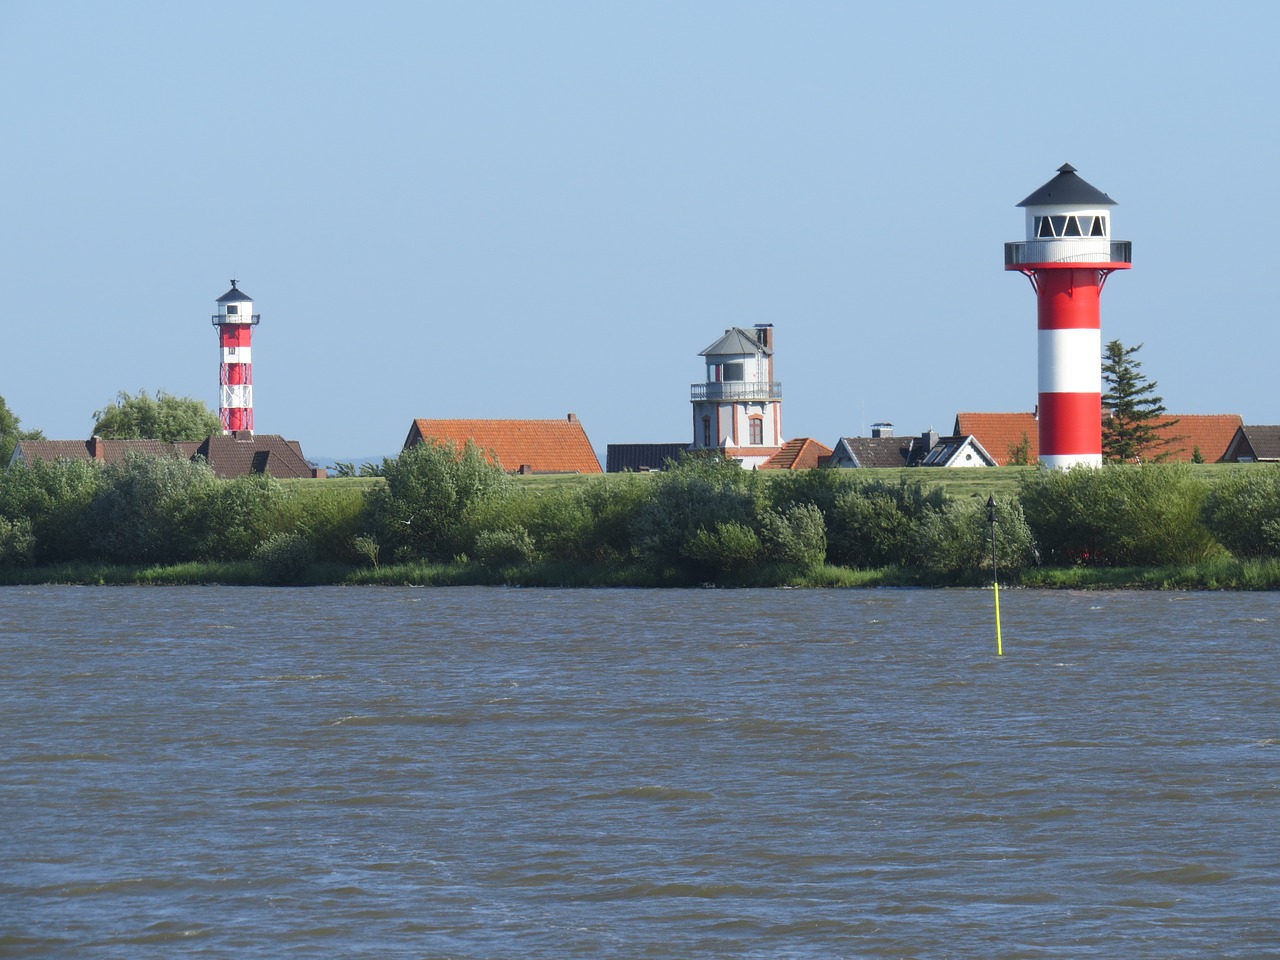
[[1101, 340, 1179, 462]]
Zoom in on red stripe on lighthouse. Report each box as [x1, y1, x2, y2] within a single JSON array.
[[1037, 392, 1102, 458], [1036, 269, 1103, 330]]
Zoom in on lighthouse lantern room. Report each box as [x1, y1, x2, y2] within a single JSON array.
[[212, 280, 261, 434], [1005, 164, 1132, 469]]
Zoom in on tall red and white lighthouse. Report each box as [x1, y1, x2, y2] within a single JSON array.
[[212, 280, 260, 433], [1005, 164, 1131, 468]]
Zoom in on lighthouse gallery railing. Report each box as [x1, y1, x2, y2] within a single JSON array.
[[1004, 240, 1131, 266], [691, 381, 783, 402]]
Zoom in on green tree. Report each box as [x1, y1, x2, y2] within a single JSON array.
[[1101, 341, 1179, 462], [87, 454, 218, 563], [92, 389, 222, 441], [630, 452, 762, 576], [1007, 432, 1033, 466], [0, 394, 44, 466], [0, 458, 102, 563], [368, 439, 510, 561]]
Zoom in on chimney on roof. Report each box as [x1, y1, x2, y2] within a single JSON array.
[[753, 323, 773, 350], [567, 413, 578, 422], [88, 436, 104, 460]]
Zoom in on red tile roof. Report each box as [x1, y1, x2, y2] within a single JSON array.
[[405, 416, 602, 474], [953, 413, 1039, 466], [1153, 414, 1243, 463], [760, 437, 833, 470], [955, 412, 1243, 464]]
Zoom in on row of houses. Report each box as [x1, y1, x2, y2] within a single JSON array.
[[8, 432, 320, 479], [10, 314, 1279, 476]]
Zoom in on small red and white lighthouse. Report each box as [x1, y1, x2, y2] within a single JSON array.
[[212, 280, 260, 433], [1005, 164, 1131, 468]]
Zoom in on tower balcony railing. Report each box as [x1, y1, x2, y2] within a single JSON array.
[[1005, 239, 1131, 266], [691, 381, 783, 402], [212, 314, 262, 325]]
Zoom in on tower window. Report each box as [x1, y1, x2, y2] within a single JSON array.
[[226, 304, 238, 315], [749, 418, 763, 445], [1091, 216, 1107, 237], [1063, 216, 1082, 237], [723, 362, 744, 382], [702, 416, 712, 447]]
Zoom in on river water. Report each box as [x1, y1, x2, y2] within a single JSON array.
[[1, 586, 1276, 958]]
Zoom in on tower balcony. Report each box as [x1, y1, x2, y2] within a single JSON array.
[[211, 313, 261, 325], [691, 381, 782, 402], [1005, 239, 1131, 266]]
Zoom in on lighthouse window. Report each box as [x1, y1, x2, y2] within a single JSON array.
[[226, 304, 238, 315], [749, 418, 764, 445], [1091, 216, 1107, 237], [1035, 216, 1053, 238], [1063, 216, 1083, 237], [723, 362, 744, 382], [1049, 215, 1068, 236]]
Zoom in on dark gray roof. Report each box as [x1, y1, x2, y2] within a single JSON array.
[[192, 433, 313, 479], [216, 280, 254, 303], [1017, 163, 1117, 207], [699, 327, 772, 358], [1232, 425, 1280, 461], [10, 433, 314, 479], [834, 436, 915, 468], [606, 443, 690, 472]]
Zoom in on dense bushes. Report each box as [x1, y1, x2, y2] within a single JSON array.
[[1202, 469, 1280, 558], [3, 448, 1280, 584], [367, 439, 509, 561], [1020, 463, 1219, 566], [0, 458, 101, 563]]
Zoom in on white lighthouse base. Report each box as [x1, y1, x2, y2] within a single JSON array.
[[1041, 453, 1102, 470]]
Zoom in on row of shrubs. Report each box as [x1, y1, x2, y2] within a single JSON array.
[[2, 444, 1280, 583]]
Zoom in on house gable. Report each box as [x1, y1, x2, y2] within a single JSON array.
[[760, 438, 833, 470], [1223, 425, 1280, 462]]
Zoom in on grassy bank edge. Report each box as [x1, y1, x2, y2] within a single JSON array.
[[4, 557, 1280, 589]]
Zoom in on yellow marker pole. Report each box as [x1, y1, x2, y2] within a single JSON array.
[[987, 496, 1004, 657], [993, 579, 1003, 657]]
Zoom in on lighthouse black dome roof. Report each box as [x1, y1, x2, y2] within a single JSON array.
[[216, 280, 253, 302], [1017, 163, 1117, 207]]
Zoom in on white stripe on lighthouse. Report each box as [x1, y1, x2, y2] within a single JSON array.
[[1038, 328, 1101, 394], [221, 384, 253, 408], [221, 346, 252, 364]]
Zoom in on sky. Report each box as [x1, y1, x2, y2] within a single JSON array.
[[3, 1, 1277, 463]]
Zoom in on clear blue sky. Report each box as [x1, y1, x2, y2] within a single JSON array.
[[3, 1, 1276, 462]]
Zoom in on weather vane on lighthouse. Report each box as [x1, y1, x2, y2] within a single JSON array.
[[211, 279, 261, 434], [1005, 164, 1132, 468]]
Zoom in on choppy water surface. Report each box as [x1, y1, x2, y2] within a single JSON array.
[[1, 586, 1277, 958]]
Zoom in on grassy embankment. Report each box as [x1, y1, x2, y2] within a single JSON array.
[[4, 464, 1278, 589]]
